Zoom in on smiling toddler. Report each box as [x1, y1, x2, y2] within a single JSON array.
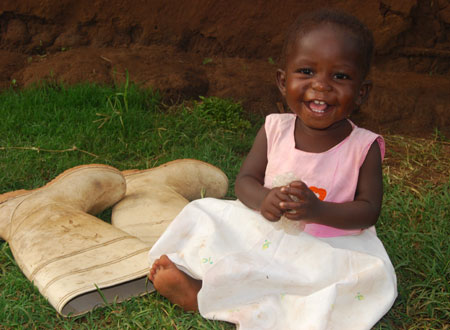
[[148, 9, 397, 330]]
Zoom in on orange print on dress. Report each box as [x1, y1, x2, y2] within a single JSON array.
[[309, 186, 327, 201]]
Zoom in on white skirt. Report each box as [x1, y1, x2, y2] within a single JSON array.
[[149, 198, 397, 330]]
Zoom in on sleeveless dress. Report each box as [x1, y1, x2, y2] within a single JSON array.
[[148, 114, 397, 330], [264, 113, 385, 237]]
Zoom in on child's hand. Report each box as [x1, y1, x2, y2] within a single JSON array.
[[260, 187, 293, 221], [279, 181, 321, 221]]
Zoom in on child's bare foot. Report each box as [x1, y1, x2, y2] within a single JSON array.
[[149, 255, 201, 312]]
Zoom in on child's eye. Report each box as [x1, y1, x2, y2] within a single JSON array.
[[297, 68, 313, 76], [334, 73, 350, 80]]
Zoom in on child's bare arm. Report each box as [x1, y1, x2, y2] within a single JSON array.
[[235, 126, 291, 221], [280, 141, 383, 229]]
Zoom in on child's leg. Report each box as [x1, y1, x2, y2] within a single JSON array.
[[149, 255, 201, 312]]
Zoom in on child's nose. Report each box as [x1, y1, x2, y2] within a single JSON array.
[[311, 76, 332, 92]]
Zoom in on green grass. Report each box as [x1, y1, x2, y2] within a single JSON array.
[[0, 83, 257, 194], [0, 83, 448, 329]]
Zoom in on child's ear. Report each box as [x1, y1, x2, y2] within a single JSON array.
[[355, 80, 372, 106], [276, 69, 287, 96]]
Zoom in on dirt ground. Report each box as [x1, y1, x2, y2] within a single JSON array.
[[1, 0, 449, 136]]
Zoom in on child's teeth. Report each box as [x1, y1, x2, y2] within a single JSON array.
[[309, 100, 327, 113]]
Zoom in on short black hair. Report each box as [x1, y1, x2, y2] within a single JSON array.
[[281, 9, 374, 78]]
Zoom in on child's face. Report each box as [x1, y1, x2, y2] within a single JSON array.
[[277, 24, 371, 131]]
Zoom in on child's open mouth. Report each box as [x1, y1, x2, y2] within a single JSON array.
[[307, 100, 330, 114]]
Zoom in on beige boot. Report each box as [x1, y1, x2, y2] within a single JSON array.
[[0, 165, 152, 316], [112, 159, 228, 245]]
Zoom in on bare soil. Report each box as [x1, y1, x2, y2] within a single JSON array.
[[1, 0, 449, 136]]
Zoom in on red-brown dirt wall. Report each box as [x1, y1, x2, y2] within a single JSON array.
[[1, 0, 449, 135]]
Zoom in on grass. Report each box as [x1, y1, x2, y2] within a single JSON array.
[[0, 83, 449, 329]]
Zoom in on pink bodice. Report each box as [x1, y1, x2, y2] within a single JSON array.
[[264, 113, 385, 237]]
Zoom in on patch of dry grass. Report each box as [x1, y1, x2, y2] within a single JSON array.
[[383, 133, 450, 190]]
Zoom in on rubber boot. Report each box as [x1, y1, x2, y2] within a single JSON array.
[[0, 165, 152, 316], [112, 159, 229, 245]]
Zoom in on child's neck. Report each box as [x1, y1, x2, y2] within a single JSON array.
[[294, 118, 353, 153]]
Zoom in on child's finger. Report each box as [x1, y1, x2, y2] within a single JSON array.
[[283, 210, 305, 220], [278, 189, 296, 201], [289, 180, 308, 189], [279, 201, 301, 210], [283, 186, 308, 200], [262, 209, 281, 221], [264, 201, 284, 219]]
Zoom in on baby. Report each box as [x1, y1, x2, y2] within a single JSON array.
[[149, 9, 396, 330]]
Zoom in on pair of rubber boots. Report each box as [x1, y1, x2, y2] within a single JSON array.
[[0, 159, 228, 316]]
